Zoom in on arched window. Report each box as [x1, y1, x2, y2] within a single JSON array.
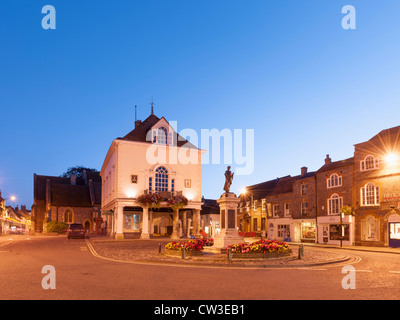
[[327, 173, 342, 188], [157, 127, 168, 145], [151, 126, 172, 145], [155, 166, 168, 192], [64, 210, 73, 223], [361, 155, 380, 171], [360, 182, 380, 206], [362, 215, 380, 241], [327, 194, 343, 215]]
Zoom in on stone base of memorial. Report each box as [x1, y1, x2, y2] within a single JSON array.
[[208, 192, 243, 254]]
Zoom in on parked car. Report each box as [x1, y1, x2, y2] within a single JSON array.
[[67, 223, 86, 239]]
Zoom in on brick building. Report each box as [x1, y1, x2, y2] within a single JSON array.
[[31, 171, 102, 233], [353, 126, 400, 247], [316, 155, 354, 245], [239, 125, 400, 247]]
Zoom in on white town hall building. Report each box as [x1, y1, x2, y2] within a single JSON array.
[[100, 110, 204, 239]]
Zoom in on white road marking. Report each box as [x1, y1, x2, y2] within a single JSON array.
[[296, 268, 327, 271]]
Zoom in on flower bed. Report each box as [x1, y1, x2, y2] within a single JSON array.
[[164, 238, 214, 257], [227, 239, 291, 258]]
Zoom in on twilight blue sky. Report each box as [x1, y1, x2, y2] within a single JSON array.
[[1, 1, 400, 208]]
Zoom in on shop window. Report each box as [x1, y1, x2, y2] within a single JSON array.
[[278, 225, 290, 238], [361, 215, 380, 241], [329, 224, 349, 240], [301, 222, 315, 240], [390, 223, 400, 241], [124, 214, 140, 231]]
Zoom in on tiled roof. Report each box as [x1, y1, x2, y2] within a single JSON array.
[[118, 114, 199, 149], [34, 173, 101, 207], [355, 125, 400, 146], [317, 157, 354, 173]]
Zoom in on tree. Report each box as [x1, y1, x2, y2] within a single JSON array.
[[61, 166, 99, 178]]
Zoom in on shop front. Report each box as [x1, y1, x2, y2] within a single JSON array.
[[300, 221, 316, 243], [388, 212, 400, 248], [318, 214, 354, 246], [293, 220, 316, 243]]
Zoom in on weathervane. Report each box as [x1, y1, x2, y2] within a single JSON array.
[[150, 97, 155, 115]]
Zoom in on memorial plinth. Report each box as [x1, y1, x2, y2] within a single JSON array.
[[205, 192, 244, 254]]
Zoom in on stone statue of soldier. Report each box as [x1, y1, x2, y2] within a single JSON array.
[[223, 166, 234, 194]]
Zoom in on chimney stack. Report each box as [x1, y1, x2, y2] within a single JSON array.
[[301, 166, 308, 176], [135, 120, 142, 128], [325, 154, 332, 165], [71, 174, 76, 185]]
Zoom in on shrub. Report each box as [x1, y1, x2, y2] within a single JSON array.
[[46, 221, 68, 234]]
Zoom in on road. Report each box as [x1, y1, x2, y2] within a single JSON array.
[[1, 235, 400, 300]]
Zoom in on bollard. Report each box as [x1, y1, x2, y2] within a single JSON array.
[[158, 243, 162, 254], [182, 245, 186, 260], [298, 244, 304, 259], [227, 249, 232, 263]]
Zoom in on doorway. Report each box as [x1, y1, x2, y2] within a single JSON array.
[[389, 222, 400, 248]]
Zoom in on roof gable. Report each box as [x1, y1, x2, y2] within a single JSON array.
[[119, 113, 199, 149]]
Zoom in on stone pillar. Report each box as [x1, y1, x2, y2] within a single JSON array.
[[187, 218, 192, 238], [178, 220, 183, 237], [141, 206, 150, 239], [149, 210, 153, 236], [213, 192, 243, 250], [194, 209, 201, 238], [182, 211, 187, 238], [115, 205, 124, 240], [171, 209, 180, 240]]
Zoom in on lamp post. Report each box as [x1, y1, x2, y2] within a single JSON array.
[[339, 211, 344, 248]]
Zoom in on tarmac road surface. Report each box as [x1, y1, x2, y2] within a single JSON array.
[[0, 235, 400, 300]]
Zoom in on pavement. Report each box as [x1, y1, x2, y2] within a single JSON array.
[[3, 234, 400, 268]]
